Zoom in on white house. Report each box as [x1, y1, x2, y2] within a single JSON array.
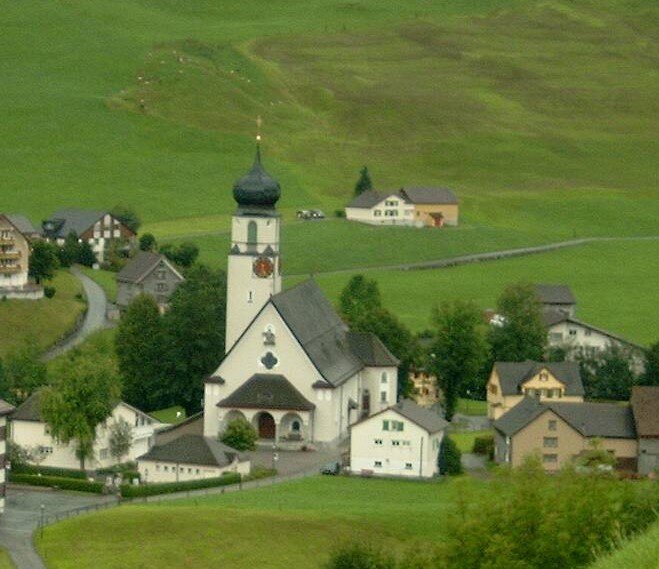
[[202, 144, 400, 449], [10, 391, 163, 470], [350, 399, 447, 478], [0, 399, 15, 513], [137, 434, 250, 483]]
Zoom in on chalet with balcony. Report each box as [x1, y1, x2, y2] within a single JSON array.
[[0, 214, 42, 299]]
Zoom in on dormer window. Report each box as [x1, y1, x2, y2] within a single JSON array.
[[539, 371, 549, 382]]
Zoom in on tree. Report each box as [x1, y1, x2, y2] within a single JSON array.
[[430, 300, 487, 421], [640, 341, 659, 386], [111, 205, 141, 233], [28, 241, 59, 284], [109, 418, 133, 463], [160, 265, 227, 414], [574, 438, 616, 472], [2, 337, 48, 404], [40, 351, 121, 469], [339, 275, 382, 323], [438, 436, 463, 475], [576, 345, 637, 400], [354, 166, 373, 196], [115, 294, 165, 411], [161, 242, 199, 268], [77, 241, 97, 267], [488, 283, 546, 363], [58, 231, 80, 268], [220, 418, 257, 451], [139, 233, 157, 252]]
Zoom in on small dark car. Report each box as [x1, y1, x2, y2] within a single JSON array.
[[320, 461, 341, 475]]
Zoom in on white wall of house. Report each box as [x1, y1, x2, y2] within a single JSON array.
[[346, 195, 415, 226], [137, 456, 250, 484], [11, 403, 161, 470], [350, 408, 443, 478]]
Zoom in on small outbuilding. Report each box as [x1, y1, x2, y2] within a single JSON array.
[[350, 399, 447, 478]]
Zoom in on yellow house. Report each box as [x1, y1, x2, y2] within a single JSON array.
[[487, 361, 584, 420], [493, 398, 638, 472], [398, 187, 459, 227]]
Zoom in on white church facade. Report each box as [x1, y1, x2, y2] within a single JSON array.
[[202, 143, 400, 448]]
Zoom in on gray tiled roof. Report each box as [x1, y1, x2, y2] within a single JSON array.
[[631, 386, 659, 438], [271, 280, 364, 386], [6, 214, 38, 235], [494, 361, 584, 396], [399, 187, 458, 205], [44, 209, 107, 238], [137, 434, 245, 467], [11, 391, 43, 422], [347, 331, 399, 367], [346, 190, 388, 209], [392, 399, 448, 433], [0, 399, 15, 417], [218, 374, 315, 411], [494, 397, 636, 439], [117, 252, 182, 284], [535, 284, 576, 305]]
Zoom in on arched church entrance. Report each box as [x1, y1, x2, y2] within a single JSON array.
[[257, 412, 276, 439]]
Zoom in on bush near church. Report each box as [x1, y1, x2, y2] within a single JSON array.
[[220, 418, 258, 451]]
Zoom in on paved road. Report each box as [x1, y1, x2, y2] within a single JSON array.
[[43, 267, 109, 361], [0, 488, 114, 569]]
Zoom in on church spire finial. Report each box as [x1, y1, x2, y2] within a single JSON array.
[[255, 116, 262, 165]]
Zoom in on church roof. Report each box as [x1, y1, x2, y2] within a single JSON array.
[[347, 331, 399, 367], [233, 145, 281, 214], [137, 434, 246, 467], [270, 280, 365, 386], [218, 374, 315, 411]]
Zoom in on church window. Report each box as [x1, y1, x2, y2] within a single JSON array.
[[248, 291, 254, 303], [292, 420, 301, 432], [260, 351, 278, 370], [247, 221, 258, 252], [380, 391, 388, 403], [381, 372, 388, 384]]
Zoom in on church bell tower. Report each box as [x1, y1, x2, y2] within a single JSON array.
[[225, 135, 282, 352]]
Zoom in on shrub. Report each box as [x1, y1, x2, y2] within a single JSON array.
[[325, 543, 396, 569], [120, 472, 241, 498], [334, 209, 346, 218], [438, 436, 463, 475], [472, 434, 495, 460], [9, 473, 104, 493], [11, 464, 88, 479], [43, 286, 56, 299], [247, 467, 277, 480], [220, 418, 258, 451]]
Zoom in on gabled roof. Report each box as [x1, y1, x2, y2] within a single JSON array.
[[116, 252, 183, 284], [346, 190, 391, 209], [493, 361, 584, 396], [353, 399, 448, 434], [6, 214, 38, 236], [494, 398, 636, 439], [43, 209, 108, 238], [398, 187, 458, 205], [535, 284, 576, 305], [0, 399, 15, 417], [631, 386, 659, 438], [347, 331, 399, 367], [137, 434, 246, 467], [270, 280, 364, 386], [218, 374, 315, 411]]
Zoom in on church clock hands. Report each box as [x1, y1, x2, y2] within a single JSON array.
[[253, 256, 274, 278]]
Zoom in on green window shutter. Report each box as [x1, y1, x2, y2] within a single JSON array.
[[383, 420, 389, 431]]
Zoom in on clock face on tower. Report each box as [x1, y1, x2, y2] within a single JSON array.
[[253, 256, 274, 278]]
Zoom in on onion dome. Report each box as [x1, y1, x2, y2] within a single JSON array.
[[233, 144, 281, 212]]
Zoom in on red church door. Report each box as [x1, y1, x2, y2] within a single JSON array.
[[258, 413, 276, 439]]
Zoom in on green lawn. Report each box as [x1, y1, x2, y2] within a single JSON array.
[[449, 430, 493, 454], [456, 398, 488, 417], [0, 271, 86, 357], [589, 519, 659, 569], [37, 476, 483, 569], [77, 266, 118, 302], [151, 406, 187, 425], [0, 550, 15, 569], [293, 239, 659, 345]]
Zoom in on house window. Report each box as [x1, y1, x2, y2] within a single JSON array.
[[374, 461, 382, 468], [391, 421, 404, 432], [196, 469, 200, 474], [489, 384, 498, 395], [569, 329, 577, 337], [380, 391, 388, 404], [156, 464, 161, 471], [99, 448, 109, 460], [164, 466, 169, 472], [381, 372, 388, 384], [373, 210, 382, 217], [585, 329, 592, 337], [402, 440, 411, 446], [157, 270, 167, 280], [548, 420, 557, 431], [405, 463, 413, 470], [539, 372, 548, 382], [543, 437, 558, 448], [392, 440, 400, 446], [188, 468, 192, 474], [156, 283, 168, 292], [550, 332, 563, 342], [38, 446, 53, 455], [382, 420, 389, 431], [542, 454, 558, 464], [374, 439, 383, 445]]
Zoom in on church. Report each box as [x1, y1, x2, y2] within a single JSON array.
[[201, 142, 400, 448]]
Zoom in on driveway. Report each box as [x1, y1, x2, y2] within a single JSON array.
[[248, 446, 342, 476], [44, 267, 109, 361], [0, 487, 115, 568]]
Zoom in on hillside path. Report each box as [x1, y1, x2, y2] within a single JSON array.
[[43, 267, 109, 361]]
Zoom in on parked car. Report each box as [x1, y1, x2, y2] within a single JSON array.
[[320, 461, 341, 475], [296, 209, 326, 220]]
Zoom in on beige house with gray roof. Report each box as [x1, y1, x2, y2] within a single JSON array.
[[0, 214, 41, 299], [0, 399, 15, 513], [487, 361, 584, 420]]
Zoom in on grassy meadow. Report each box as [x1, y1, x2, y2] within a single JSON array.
[[77, 266, 118, 302], [590, 519, 659, 569], [0, 550, 15, 569], [0, 271, 85, 357]]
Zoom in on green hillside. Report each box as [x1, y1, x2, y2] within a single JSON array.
[[2, 0, 658, 240]]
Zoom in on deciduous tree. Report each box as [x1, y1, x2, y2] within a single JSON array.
[[640, 341, 659, 386], [28, 241, 59, 284], [109, 418, 133, 463], [111, 205, 141, 233], [139, 233, 157, 252], [2, 337, 48, 404]]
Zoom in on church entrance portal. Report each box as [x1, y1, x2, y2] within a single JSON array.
[[258, 413, 276, 439]]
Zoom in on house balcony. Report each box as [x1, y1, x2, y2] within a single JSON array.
[[0, 264, 21, 274], [0, 236, 15, 245], [0, 251, 21, 260]]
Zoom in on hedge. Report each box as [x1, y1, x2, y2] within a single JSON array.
[[9, 473, 105, 494], [11, 464, 88, 480], [120, 472, 242, 498], [472, 434, 495, 460]]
